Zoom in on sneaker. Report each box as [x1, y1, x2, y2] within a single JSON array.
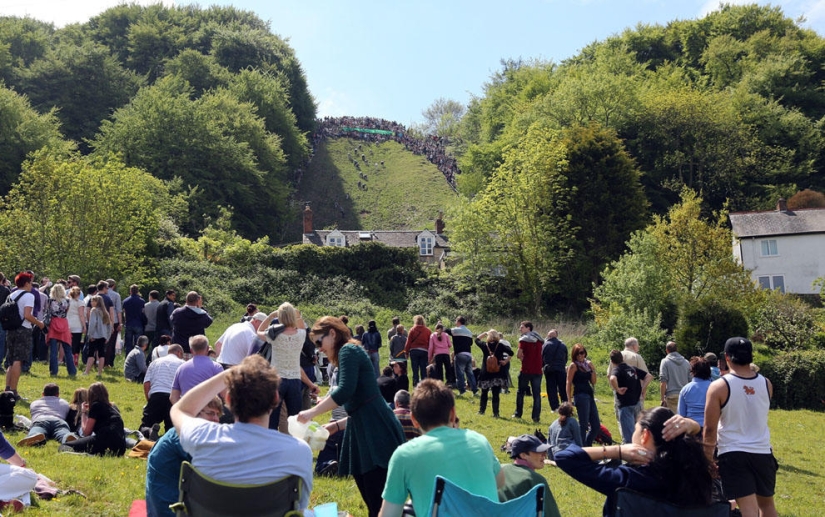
[[17, 433, 46, 447], [318, 460, 339, 477], [511, 414, 522, 419]]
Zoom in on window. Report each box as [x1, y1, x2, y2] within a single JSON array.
[[760, 239, 778, 256], [757, 275, 785, 293], [326, 231, 345, 247], [419, 236, 434, 256]]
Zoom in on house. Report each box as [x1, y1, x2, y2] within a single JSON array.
[[301, 204, 450, 267], [729, 199, 825, 294]]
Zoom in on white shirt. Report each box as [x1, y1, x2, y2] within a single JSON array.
[[216, 322, 257, 366], [12, 291, 34, 329], [144, 354, 184, 395], [67, 298, 84, 333], [267, 329, 306, 380], [717, 373, 772, 455]]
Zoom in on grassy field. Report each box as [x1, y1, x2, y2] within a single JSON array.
[[296, 138, 457, 234], [5, 321, 823, 516]]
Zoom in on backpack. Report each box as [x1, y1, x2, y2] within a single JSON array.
[[0, 291, 25, 331], [485, 343, 500, 373]]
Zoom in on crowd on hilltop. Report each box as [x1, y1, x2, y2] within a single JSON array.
[[1, 270, 779, 517], [313, 116, 460, 188]]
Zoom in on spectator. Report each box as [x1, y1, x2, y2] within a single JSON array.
[[548, 402, 582, 459], [145, 396, 223, 517], [17, 383, 73, 446], [379, 379, 504, 517], [143, 290, 160, 348], [392, 390, 421, 441], [171, 291, 213, 355], [66, 286, 86, 367], [154, 290, 176, 347], [240, 303, 258, 323], [542, 329, 568, 411], [388, 325, 407, 363], [387, 316, 401, 341], [83, 295, 112, 376], [141, 344, 185, 437], [377, 365, 397, 405], [170, 355, 313, 511], [5, 272, 45, 399], [446, 316, 476, 396], [299, 316, 405, 517], [124, 336, 149, 383], [566, 344, 600, 446], [60, 382, 126, 456], [513, 321, 543, 423], [678, 357, 712, 429], [170, 335, 223, 403], [704, 352, 721, 381], [659, 341, 690, 413], [0, 430, 37, 509], [361, 320, 382, 378], [151, 335, 172, 362], [475, 330, 512, 418], [427, 323, 452, 384], [122, 284, 145, 355], [405, 315, 432, 386], [609, 349, 652, 444], [498, 434, 562, 517], [46, 283, 75, 376], [215, 312, 266, 368], [556, 408, 712, 517], [391, 360, 409, 394]]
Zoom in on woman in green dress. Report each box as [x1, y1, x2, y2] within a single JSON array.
[[298, 316, 405, 517]]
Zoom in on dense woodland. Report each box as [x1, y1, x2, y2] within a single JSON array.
[[1, 5, 825, 406]]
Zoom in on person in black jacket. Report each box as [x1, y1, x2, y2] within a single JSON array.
[[542, 329, 568, 412]]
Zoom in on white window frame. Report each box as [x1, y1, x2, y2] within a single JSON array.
[[418, 235, 434, 256], [760, 239, 778, 257], [326, 231, 345, 247]]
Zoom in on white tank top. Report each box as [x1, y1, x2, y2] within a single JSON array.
[[717, 372, 772, 455]]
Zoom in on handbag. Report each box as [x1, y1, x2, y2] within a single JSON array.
[[485, 343, 500, 373]]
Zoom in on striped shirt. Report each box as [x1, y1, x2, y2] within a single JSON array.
[[145, 354, 184, 396]]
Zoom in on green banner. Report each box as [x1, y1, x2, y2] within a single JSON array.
[[341, 127, 396, 136]]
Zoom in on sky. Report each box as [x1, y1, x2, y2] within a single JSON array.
[[2, 0, 825, 127]]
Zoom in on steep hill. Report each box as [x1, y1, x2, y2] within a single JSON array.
[[295, 137, 457, 234]]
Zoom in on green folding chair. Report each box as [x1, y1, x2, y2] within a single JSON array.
[[170, 461, 303, 517]]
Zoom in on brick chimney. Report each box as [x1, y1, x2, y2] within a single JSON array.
[[777, 198, 788, 212], [303, 203, 313, 234], [435, 211, 445, 234]]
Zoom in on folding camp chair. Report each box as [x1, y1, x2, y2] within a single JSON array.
[[613, 488, 730, 517], [170, 461, 303, 517], [427, 475, 544, 517]]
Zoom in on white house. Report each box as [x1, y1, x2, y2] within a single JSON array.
[[729, 199, 825, 294]]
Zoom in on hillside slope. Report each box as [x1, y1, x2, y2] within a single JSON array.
[[296, 137, 457, 233]]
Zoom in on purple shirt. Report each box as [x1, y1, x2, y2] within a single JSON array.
[[172, 355, 223, 396]]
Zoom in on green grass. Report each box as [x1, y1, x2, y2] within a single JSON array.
[[6, 324, 823, 516], [297, 138, 457, 233]]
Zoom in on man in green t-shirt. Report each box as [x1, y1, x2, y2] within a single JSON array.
[[379, 379, 503, 517], [498, 434, 562, 517]]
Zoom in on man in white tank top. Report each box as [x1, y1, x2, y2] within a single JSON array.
[[704, 337, 777, 517]]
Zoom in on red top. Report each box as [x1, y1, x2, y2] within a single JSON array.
[[405, 325, 432, 353], [519, 339, 544, 375]]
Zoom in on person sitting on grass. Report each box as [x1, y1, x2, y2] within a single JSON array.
[[17, 382, 75, 447], [170, 355, 313, 511], [548, 401, 582, 460], [146, 396, 223, 517], [0, 431, 37, 511], [124, 336, 149, 383], [555, 407, 712, 517], [498, 434, 562, 517], [60, 381, 126, 456]]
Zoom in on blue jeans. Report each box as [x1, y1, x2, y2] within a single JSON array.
[[29, 416, 73, 443], [49, 338, 77, 376], [367, 350, 380, 378], [123, 325, 144, 355], [454, 353, 476, 393], [618, 405, 637, 444], [574, 392, 601, 446], [409, 349, 428, 386], [515, 373, 543, 421]]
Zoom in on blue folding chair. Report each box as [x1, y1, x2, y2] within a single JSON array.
[[613, 488, 730, 517], [427, 475, 544, 517]]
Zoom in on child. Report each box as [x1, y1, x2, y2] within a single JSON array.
[[548, 402, 582, 460]]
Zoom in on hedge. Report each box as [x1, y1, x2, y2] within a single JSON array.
[[760, 349, 825, 410]]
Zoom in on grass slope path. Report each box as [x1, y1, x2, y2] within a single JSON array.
[[297, 138, 457, 233]]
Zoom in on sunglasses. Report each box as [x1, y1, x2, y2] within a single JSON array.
[[314, 333, 329, 347]]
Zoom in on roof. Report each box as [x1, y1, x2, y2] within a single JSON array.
[[729, 207, 825, 238], [303, 230, 449, 248]]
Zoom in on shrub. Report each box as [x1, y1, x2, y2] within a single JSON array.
[[590, 309, 668, 368], [760, 349, 825, 410], [674, 298, 749, 359], [751, 290, 818, 350]]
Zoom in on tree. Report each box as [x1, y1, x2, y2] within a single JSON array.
[[0, 151, 169, 282], [451, 123, 573, 313], [420, 97, 465, 137], [0, 84, 64, 193], [787, 189, 825, 209], [164, 49, 231, 97]]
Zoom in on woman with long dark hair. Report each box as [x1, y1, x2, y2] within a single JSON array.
[[555, 407, 713, 516], [566, 343, 600, 446], [298, 316, 405, 517], [61, 382, 126, 456], [548, 401, 582, 459]]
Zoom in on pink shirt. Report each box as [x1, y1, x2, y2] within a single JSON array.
[[428, 332, 452, 362]]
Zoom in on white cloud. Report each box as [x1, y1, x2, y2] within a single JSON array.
[[0, 0, 174, 27]]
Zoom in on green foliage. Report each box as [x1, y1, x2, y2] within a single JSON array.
[[589, 308, 668, 365], [673, 298, 749, 363], [760, 349, 825, 410], [0, 151, 168, 283], [0, 83, 64, 192], [163, 49, 231, 96], [751, 290, 819, 350]]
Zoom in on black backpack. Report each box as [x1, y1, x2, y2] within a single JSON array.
[[0, 291, 25, 331]]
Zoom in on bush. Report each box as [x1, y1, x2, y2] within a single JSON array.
[[674, 298, 749, 359], [589, 309, 668, 368], [760, 349, 825, 410], [751, 290, 818, 350]]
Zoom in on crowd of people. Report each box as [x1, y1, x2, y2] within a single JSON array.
[[312, 116, 461, 188], [0, 270, 779, 517]]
